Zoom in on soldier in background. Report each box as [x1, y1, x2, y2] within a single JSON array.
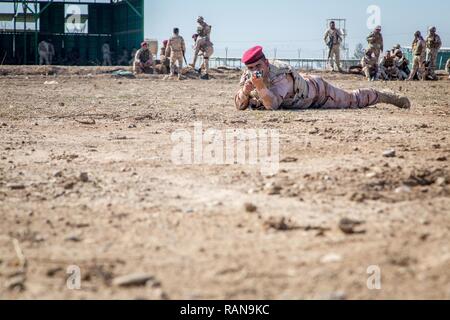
[[191, 33, 214, 80], [367, 26, 384, 62], [48, 39, 55, 65], [166, 28, 186, 80], [390, 44, 401, 55], [361, 48, 379, 81], [323, 21, 343, 72], [235, 46, 410, 111], [117, 47, 129, 65], [102, 41, 112, 66], [393, 49, 410, 80], [446, 58, 450, 80], [426, 26, 442, 80], [379, 51, 400, 80], [38, 40, 50, 65], [407, 31, 426, 81], [129, 47, 138, 65], [157, 40, 170, 74], [192, 16, 213, 77], [133, 42, 154, 74]]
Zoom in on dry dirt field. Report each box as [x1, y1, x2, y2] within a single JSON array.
[[0, 66, 449, 300]]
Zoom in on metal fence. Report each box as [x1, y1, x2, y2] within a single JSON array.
[[209, 57, 360, 70]]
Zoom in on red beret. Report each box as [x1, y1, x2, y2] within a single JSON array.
[[141, 41, 148, 47], [163, 40, 168, 45], [242, 46, 265, 65]]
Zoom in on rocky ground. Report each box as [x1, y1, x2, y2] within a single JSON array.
[[0, 66, 449, 300]]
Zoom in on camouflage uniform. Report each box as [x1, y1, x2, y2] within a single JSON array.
[[361, 52, 379, 80], [408, 36, 426, 81], [379, 52, 400, 80], [133, 47, 154, 74], [393, 50, 409, 80], [367, 29, 384, 62], [166, 34, 186, 78], [38, 41, 50, 65], [235, 61, 382, 110], [323, 27, 343, 71], [426, 28, 442, 78], [446, 59, 450, 79], [102, 43, 112, 66], [193, 37, 214, 74], [193, 18, 213, 71]]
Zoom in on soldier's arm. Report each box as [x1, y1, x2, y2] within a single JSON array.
[[181, 38, 186, 52], [323, 30, 329, 44], [134, 49, 141, 63], [165, 41, 171, 57], [235, 73, 251, 110], [381, 35, 384, 51], [257, 87, 283, 110]]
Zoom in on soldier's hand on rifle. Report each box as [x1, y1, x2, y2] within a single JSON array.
[[243, 80, 255, 95], [251, 73, 265, 90]]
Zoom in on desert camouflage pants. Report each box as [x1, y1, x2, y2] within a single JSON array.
[[427, 48, 439, 76], [409, 55, 426, 80], [328, 44, 341, 71], [170, 51, 184, 76], [292, 75, 379, 109]]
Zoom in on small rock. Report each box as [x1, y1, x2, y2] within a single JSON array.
[[53, 170, 63, 178], [64, 182, 75, 190], [320, 253, 343, 264], [281, 157, 298, 163], [436, 177, 447, 186], [339, 218, 366, 235], [65, 234, 82, 242], [128, 124, 137, 129], [79, 172, 89, 183], [112, 273, 155, 287], [383, 149, 396, 158], [244, 203, 257, 213], [436, 156, 447, 162], [46, 267, 64, 277], [8, 184, 25, 190], [395, 185, 411, 193], [5, 274, 26, 291]]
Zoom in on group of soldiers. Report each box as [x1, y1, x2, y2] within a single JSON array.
[[324, 22, 448, 81], [132, 16, 214, 80]]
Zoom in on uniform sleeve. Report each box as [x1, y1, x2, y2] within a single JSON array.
[[323, 30, 329, 43], [270, 74, 291, 100], [235, 72, 250, 110]]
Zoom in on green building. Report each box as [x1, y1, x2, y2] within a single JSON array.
[[403, 47, 450, 70], [0, 0, 144, 65]]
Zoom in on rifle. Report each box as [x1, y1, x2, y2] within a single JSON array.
[[1, 51, 6, 66], [327, 38, 334, 60], [182, 50, 187, 65]]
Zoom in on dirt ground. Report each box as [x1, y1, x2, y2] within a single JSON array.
[[0, 66, 449, 300]]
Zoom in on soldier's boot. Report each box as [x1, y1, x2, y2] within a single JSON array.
[[377, 90, 411, 109], [200, 73, 209, 80]]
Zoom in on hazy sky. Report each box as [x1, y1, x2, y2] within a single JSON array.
[[145, 0, 450, 59]]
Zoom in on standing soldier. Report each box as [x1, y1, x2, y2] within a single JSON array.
[[38, 40, 50, 65], [235, 46, 410, 111], [102, 41, 112, 66], [407, 31, 426, 81], [166, 28, 186, 80], [192, 16, 213, 77], [191, 34, 214, 80], [133, 41, 154, 74], [48, 39, 55, 65], [367, 26, 384, 62], [323, 21, 343, 72], [425, 26, 442, 80], [361, 48, 379, 81]]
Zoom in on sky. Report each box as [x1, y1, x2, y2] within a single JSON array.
[[145, 0, 450, 59]]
